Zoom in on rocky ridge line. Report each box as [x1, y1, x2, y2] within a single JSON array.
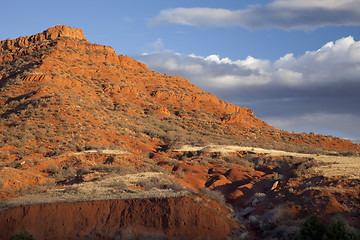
[[0, 25, 86, 51]]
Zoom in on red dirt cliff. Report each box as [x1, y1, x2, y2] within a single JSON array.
[[0, 197, 237, 240]]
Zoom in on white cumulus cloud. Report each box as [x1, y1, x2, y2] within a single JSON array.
[[148, 0, 360, 30], [135, 36, 360, 140], [138, 36, 360, 89]]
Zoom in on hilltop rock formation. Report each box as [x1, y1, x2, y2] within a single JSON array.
[[0, 25, 86, 51]]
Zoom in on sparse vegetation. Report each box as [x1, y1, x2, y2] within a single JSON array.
[[323, 216, 359, 240], [138, 176, 184, 191], [198, 188, 227, 206], [295, 215, 326, 240], [296, 215, 359, 240], [9, 231, 37, 240], [223, 154, 255, 168]]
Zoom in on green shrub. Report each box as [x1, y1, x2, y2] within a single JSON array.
[[9, 231, 37, 240], [296, 215, 359, 240], [322, 216, 358, 240], [295, 215, 326, 240]]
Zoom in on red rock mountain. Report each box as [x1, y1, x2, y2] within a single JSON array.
[[0, 25, 358, 163], [0, 26, 268, 158]]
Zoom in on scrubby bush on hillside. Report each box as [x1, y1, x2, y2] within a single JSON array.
[[262, 206, 291, 229], [9, 231, 37, 240], [322, 216, 359, 240], [223, 155, 255, 168], [199, 188, 226, 206], [138, 176, 184, 192], [295, 215, 326, 240], [296, 215, 359, 240]]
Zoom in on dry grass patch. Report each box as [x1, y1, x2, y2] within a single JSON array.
[[0, 172, 190, 211], [177, 144, 360, 178]]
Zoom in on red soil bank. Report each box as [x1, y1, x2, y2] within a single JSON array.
[[0, 196, 237, 240]]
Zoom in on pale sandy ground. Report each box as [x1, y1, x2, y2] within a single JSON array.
[[65, 149, 129, 156], [0, 172, 189, 211], [176, 145, 360, 178]]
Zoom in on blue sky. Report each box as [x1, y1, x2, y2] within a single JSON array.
[[1, 0, 360, 143]]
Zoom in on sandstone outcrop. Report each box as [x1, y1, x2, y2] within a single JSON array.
[[0, 25, 86, 51]]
